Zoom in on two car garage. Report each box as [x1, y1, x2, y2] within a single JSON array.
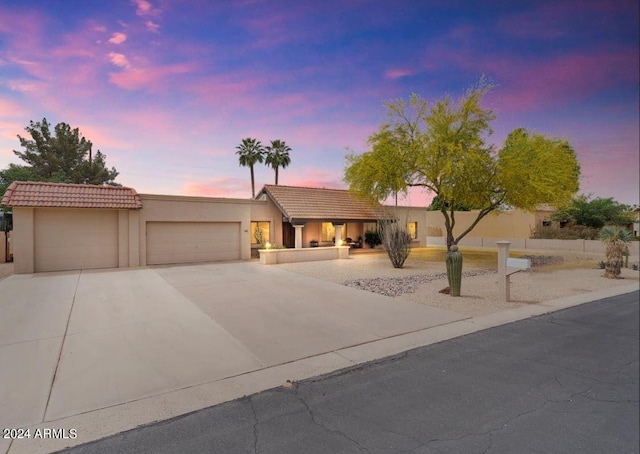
[[146, 222, 241, 266]]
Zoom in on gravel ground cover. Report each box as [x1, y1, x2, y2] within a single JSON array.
[[277, 248, 639, 317]]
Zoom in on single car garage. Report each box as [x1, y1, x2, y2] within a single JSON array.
[[2, 182, 143, 274], [34, 208, 119, 272]]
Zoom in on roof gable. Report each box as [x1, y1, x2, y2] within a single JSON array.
[[259, 185, 383, 222], [1, 181, 143, 209]]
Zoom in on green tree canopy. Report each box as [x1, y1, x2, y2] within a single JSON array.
[[427, 195, 473, 211], [0, 164, 35, 206], [344, 84, 581, 250], [12, 118, 119, 186], [552, 195, 634, 229], [265, 139, 292, 185]]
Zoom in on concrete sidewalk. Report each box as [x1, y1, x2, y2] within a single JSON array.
[[0, 262, 637, 454]]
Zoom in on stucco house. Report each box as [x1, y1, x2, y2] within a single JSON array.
[[1, 181, 399, 274], [257, 185, 384, 249], [2, 180, 558, 274]]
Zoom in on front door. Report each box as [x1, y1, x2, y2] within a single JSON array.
[[282, 222, 295, 248]]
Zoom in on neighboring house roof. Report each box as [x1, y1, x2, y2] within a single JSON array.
[[257, 184, 384, 223], [1, 181, 143, 209]]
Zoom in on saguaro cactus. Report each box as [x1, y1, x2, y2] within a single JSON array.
[[446, 245, 463, 297]]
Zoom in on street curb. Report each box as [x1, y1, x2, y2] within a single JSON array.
[[7, 282, 639, 454]]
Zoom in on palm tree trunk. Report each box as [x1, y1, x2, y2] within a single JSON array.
[[275, 166, 279, 185], [605, 241, 624, 278], [250, 165, 255, 198]]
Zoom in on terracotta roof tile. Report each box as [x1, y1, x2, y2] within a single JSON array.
[[259, 185, 384, 222], [1, 181, 143, 209]]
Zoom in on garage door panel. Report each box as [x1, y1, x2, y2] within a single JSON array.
[[35, 209, 118, 272], [147, 222, 240, 265]]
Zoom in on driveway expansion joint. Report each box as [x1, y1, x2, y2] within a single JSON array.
[[42, 270, 82, 423]]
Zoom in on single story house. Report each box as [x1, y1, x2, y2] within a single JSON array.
[[256, 185, 385, 249], [3, 182, 418, 274], [3, 181, 555, 274]]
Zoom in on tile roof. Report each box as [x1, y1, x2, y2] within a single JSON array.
[[1, 181, 143, 209], [258, 185, 384, 223]]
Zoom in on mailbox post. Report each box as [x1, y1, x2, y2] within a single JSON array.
[[496, 240, 531, 302]]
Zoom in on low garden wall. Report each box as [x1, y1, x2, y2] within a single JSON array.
[[259, 246, 350, 265], [426, 236, 640, 257]]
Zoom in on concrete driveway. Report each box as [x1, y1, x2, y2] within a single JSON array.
[[0, 262, 466, 431]]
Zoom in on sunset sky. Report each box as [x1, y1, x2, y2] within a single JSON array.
[[1, 0, 638, 205]]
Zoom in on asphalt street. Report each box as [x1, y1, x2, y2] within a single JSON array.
[[61, 292, 639, 454]]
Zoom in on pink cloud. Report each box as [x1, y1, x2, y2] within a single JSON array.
[[72, 123, 131, 151], [239, 5, 321, 49], [109, 63, 195, 90], [108, 32, 127, 44], [108, 52, 131, 68], [182, 176, 251, 198], [385, 68, 414, 80], [146, 21, 160, 33], [500, 0, 630, 39], [0, 114, 27, 153], [279, 168, 345, 190], [186, 73, 267, 109], [6, 80, 44, 93], [484, 48, 639, 113], [0, 99, 25, 117], [421, 39, 638, 114], [132, 0, 161, 17]]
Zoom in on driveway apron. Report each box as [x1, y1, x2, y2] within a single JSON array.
[[0, 261, 466, 429]]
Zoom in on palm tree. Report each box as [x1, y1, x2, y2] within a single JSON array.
[[599, 225, 632, 278], [236, 138, 265, 198], [264, 140, 291, 185]]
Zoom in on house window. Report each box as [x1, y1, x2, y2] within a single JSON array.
[[407, 221, 418, 240], [542, 220, 551, 227], [251, 221, 270, 245], [321, 222, 347, 242]]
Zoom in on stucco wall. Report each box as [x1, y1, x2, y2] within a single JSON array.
[[259, 246, 349, 264], [12, 207, 139, 274], [138, 194, 276, 265], [425, 209, 553, 239], [390, 206, 428, 247]]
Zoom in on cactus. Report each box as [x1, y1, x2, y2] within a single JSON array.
[[446, 245, 463, 297]]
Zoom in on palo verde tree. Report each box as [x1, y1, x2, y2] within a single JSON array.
[[264, 139, 292, 185], [12, 118, 119, 186], [344, 83, 581, 250], [236, 137, 265, 198]]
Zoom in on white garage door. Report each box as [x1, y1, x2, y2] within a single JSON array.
[[35, 208, 119, 272], [146, 222, 241, 265]]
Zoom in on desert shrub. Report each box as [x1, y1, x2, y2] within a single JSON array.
[[531, 222, 599, 240], [379, 219, 412, 268], [599, 226, 632, 278], [364, 229, 382, 248]]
